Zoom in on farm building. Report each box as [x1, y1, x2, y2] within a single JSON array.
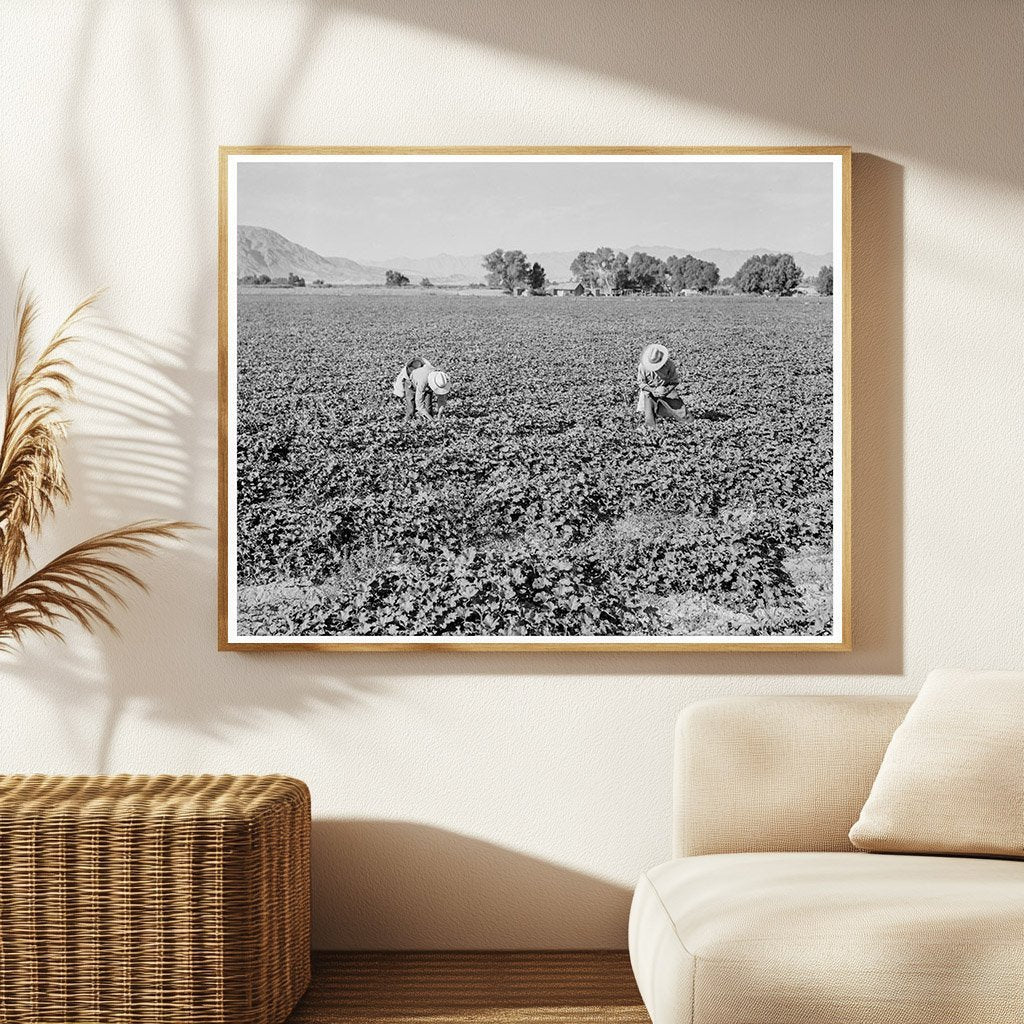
[[550, 282, 585, 296]]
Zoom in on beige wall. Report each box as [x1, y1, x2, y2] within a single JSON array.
[[1, 1, 1021, 949]]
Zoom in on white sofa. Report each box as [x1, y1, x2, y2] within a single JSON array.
[[628, 695, 1024, 1024]]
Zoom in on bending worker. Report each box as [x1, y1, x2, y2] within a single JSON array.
[[392, 356, 452, 422]]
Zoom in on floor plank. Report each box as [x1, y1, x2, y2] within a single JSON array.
[[287, 951, 649, 1024]]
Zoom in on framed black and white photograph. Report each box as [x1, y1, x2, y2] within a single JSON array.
[[218, 147, 850, 651]]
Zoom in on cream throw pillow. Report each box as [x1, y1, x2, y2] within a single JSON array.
[[850, 669, 1024, 857]]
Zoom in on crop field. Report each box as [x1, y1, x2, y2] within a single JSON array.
[[234, 290, 835, 637]]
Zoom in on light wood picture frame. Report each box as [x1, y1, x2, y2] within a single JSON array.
[[219, 146, 851, 652]]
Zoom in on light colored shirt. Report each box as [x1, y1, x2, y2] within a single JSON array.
[[408, 361, 438, 418]]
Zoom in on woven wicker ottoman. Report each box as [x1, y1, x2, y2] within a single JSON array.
[[0, 774, 310, 1024]]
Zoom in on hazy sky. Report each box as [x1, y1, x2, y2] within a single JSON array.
[[237, 158, 836, 260]]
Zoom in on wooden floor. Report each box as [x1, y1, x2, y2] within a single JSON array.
[[287, 952, 649, 1024]]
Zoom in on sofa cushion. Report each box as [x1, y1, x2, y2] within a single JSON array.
[[629, 852, 1024, 1024], [675, 695, 912, 857], [849, 668, 1024, 857]]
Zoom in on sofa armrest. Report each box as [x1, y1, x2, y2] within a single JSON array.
[[674, 695, 912, 857]]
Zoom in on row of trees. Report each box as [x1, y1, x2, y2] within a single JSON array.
[[255, 258, 832, 296], [570, 248, 721, 295], [239, 272, 306, 287], [569, 251, 835, 298], [390, 256, 832, 296], [480, 246, 728, 296]]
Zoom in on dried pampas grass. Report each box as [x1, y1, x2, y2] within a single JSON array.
[[0, 279, 195, 650]]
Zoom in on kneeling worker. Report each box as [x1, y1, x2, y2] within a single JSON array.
[[636, 343, 687, 427]]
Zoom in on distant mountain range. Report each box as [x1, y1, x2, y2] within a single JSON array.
[[237, 225, 833, 286]]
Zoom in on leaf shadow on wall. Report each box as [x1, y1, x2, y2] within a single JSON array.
[[0, 321, 388, 774], [0, 0, 394, 772], [311, 819, 633, 950]]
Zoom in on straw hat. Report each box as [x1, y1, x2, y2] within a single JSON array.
[[641, 343, 670, 373], [427, 370, 451, 395]]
